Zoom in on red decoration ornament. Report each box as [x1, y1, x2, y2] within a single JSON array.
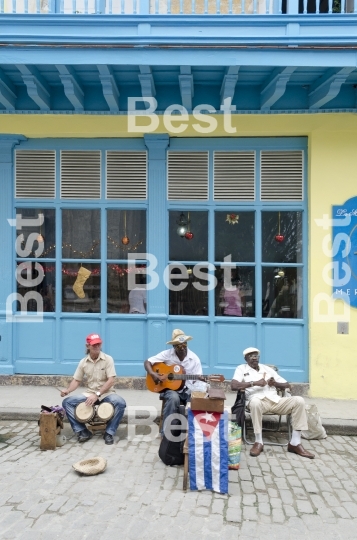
[[121, 236, 130, 245], [185, 231, 194, 240], [275, 234, 284, 243]]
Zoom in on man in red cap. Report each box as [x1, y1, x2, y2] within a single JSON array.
[[61, 333, 126, 444]]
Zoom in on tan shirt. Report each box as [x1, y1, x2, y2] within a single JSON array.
[[73, 351, 116, 399]]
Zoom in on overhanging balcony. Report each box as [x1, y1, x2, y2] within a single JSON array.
[[0, 0, 356, 15], [0, 0, 357, 114]]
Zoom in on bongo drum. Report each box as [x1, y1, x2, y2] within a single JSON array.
[[96, 402, 114, 423], [75, 403, 95, 423]]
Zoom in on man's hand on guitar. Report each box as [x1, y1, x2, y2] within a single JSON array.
[[151, 372, 166, 385]]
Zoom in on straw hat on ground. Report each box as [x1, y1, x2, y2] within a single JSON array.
[[72, 456, 107, 476], [167, 328, 193, 345]]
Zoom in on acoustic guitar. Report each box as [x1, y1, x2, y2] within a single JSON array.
[[146, 362, 225, 393]]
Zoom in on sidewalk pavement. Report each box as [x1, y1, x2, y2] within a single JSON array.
[[1, 385, 357, 435]]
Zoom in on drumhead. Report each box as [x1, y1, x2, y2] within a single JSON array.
[[75, 403, 95, 422], [97, 402, 114, 422]]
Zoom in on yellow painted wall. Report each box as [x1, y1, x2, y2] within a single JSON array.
[[2, 112, 357, 398]]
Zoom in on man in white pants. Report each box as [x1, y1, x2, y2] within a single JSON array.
[[231, 347, 315, 459]]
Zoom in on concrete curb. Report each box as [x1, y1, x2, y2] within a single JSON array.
[[0, 374, 310, 396]]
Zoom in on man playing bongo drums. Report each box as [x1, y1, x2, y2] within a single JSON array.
[[61, 333, 126, 445]]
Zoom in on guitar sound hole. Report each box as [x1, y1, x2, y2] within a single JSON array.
[[167, 374, 174, 380]]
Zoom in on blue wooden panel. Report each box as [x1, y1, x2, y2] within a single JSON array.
[[167, 321, 211, 370], [261, 323, 306, 382], [215, 322, 257, 374], [16, 319, 56, 361], [61, 318, 101, 363], [107, 319, 146, 363]]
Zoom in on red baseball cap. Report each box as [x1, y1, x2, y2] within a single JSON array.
[[86, 333, 102, 346]]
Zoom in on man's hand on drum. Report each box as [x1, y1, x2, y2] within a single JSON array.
[[85, 393, 99, 406]]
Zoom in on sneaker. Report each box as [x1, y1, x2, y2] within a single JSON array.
[[103, 432, 114, 445], [77, 429, 93, 443]]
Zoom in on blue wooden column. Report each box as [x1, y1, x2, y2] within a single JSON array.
[[0, 135, 26, 374], [144, 133, 170, 357]]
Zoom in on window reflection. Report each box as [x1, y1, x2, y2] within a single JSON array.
[[262, 211, 302, 263], [107, 210, 146, 259], [107, 264, 147, 314], [169, 211, 208, 262], [62, 210, 100, 259], [169, 265, 209, 316], [16, 208, 55, 259], [62, 263, 100, 313], [215, 211, 255, 262], [16, 262, 55, 312], [262, 267, 302, 319], [215, 267, 255, 317]]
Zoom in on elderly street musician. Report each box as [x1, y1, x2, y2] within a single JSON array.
[[231, 347, 315, 459], [61, 333, 126, 445], [144, 329, 208, 436]]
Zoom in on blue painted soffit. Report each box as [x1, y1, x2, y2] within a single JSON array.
[[1, 63, 357, 113]]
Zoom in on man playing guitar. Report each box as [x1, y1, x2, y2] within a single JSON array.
[[144, 328, 206, 437]]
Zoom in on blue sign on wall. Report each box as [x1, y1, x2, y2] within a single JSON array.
[[332, 196, 357, 308]]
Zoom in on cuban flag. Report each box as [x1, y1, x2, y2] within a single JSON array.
[[188, 409, 228, 494]]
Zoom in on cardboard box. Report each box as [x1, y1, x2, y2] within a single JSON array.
[[191, 390, 226, 413]]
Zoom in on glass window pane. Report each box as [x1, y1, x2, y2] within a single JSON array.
[[169, 211, 208, 262], [107, 264, 147, 314], [62, 210, 100, 259], [169, 265, 209, 316], [215, 266, 255, 317], [62, 263, 100, 313], [215, 211, 255, 262], [16, 208, 55, 259], [262, 267, 302, 319], [262, 211, 303, 263], [16, 262, 55, 312], [107, 210, 146, 259]]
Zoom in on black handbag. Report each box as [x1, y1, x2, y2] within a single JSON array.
[[231, 391, 246, 428]]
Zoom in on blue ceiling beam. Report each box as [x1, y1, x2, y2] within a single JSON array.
[[139, 66, 156, 98], [309, 67, 355, 109], [55, 65, 84, 111], [220, 66, 239, 107], [0, 67, 16, 111], [15, 65, 50, 111], [261, 67, 296, 110], [97, 65, 120, 112], [179, 66, 194, 112]]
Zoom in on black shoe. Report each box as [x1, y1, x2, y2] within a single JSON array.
[[77, 429, 93, 443], [103, 432, 114, 445]]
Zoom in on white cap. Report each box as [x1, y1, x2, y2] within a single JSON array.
[[243, 347, 260, 357]]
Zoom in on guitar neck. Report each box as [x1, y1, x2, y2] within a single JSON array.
[[173, 374, 206, 381]]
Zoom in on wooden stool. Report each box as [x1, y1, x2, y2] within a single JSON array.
[[39, 412, 63, 450]]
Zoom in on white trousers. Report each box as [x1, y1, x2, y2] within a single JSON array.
[[248, 396, 308, 434]]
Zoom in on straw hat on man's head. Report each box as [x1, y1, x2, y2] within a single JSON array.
[[167, 328, 193, 345]]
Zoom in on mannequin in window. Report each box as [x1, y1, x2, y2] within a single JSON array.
[[223, 278, 242, 317], [128, 274, 147, 314]]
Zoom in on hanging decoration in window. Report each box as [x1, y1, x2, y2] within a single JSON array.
[[275, 211, 285, 243], [121, 210, 130, 246], [184, 212, 194, 241], [226, 213, 239, 225], [72, 265, 91, 298], [176, 212, 189, 237]]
